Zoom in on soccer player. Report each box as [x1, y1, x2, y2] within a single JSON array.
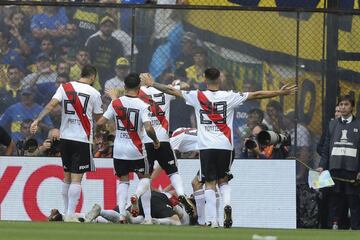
[[137, 78, 194, 215], [30, 65, 103, 221], [96, 73, 160, 224], [141, 68, 297, 228]]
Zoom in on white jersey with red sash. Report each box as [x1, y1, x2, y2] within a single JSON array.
[[138, 86, 175, 143], [103, 96, 151, 160], [181, 90, 248, 150], [170, 128, 198, 152], [52, 81, 103, 144]]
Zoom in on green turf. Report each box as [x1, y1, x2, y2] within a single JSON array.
[[0, 221, 360, 240]]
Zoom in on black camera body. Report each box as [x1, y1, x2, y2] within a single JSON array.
[[16, 138, 38, 155], [48, 139, 61, 154], [257, 130, 291, 147], [245, 136, 258, 149]]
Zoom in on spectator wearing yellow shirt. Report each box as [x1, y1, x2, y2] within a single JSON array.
[[70, 47, 101, 91], [185, 47, 208, 90]]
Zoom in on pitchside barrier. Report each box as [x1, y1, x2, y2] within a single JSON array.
[[0, 157, 296, 229]]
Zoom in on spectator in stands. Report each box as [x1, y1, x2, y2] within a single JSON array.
[[30, 5, 68, 42], [69, 47, 101, 90], [175, 32, 197, 73], [38, 37, 56, 62], [104, 57, 129, 92], [0, 87, 53, 143], [265, 100, 286, 133], [85, 15, 124, 85], [0, 28, 26, 71], [185, 47, 208, 90], [0, 65, 25, 113], [7, 9, 35, 58], [21, 53, 57, 104], [66, 0, 101, 45]]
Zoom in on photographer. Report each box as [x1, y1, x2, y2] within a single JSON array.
[[24, 128, 61, 157], [94, 130, 114, 158], [240, 123, 289, 159]]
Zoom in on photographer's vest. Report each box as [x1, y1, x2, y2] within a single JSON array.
[[328, 118, 360, 171]]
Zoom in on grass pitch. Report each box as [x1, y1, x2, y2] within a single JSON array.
[[0, 221, 360, 240]]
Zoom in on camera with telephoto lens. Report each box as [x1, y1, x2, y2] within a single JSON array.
[[48, 139, 61, 154], [244, 136, 258, 150], [16, 138, 38, 155], [257, 130, 291, 146]]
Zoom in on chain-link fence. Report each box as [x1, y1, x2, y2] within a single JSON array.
[[0, 2, 359, 171]]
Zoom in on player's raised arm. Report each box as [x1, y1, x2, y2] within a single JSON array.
[[247, 83, 297, 100], [144, 121, 160, 149], [140, 73, 183, 98]]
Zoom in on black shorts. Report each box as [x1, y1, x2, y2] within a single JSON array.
[[125, 191, 176, 218], [199, 149, 234, 182], [60, 139, 94, 173], [113, 158, 151, 177], [145, 142, 178, 175]]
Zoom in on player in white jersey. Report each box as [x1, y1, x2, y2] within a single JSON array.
[[30, 65, 103, 221], [138, 82, 195, 216], [141, 68, 297, 228], [96, 73, 160, 224], [170, 127, 198, 153]]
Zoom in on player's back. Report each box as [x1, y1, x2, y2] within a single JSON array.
[[139, 86, 175, 143], [109, 95, 151, 160], [182, 90, 248, 150], [54, 81, 103, 144]]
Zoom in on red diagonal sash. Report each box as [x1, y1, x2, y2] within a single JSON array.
[[138, 89, 169, 131], [112, 99, 143, 154], [63, 83, 91, 140], [197, 91, 232, 144]]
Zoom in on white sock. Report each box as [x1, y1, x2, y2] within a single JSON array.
[[129, 215, 144, 224], [169, 173, 185, 196], [219, 183, 231, 206], [100, 210, 120, 223], [135, 178, 151, 197], [216, 191, 220, 222], [95, 216, 110, 223], [67, 183, 81, 215], [117, 182, 129, 217], [204, 189, 217, 223], [153, 217, 181, 225], [61, 182, 70, 214], [141, 187, 152, 221], [194, 189, 206, 225]]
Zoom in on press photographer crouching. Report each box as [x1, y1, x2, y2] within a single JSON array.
[[18, 128, 61, 157], [240, 123, 290, 159], [94, 130, 114, 158]]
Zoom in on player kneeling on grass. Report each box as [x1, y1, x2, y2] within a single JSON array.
[[48, 191, 197, 226]]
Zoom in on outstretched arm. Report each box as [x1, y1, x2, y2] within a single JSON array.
[[247, 84, 297, 100], [141, 73, 183, 98], [30, 98, 60, 134]]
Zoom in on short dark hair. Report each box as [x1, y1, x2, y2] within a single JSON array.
[[56, 73, 70, 82], [338, 94, 355, 107], [124, 73, 140, 89], [204, 68, 220, 82], [266, 100, 283, 113], [81, 65, 97, 78], [248, 108, 264, 122]]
